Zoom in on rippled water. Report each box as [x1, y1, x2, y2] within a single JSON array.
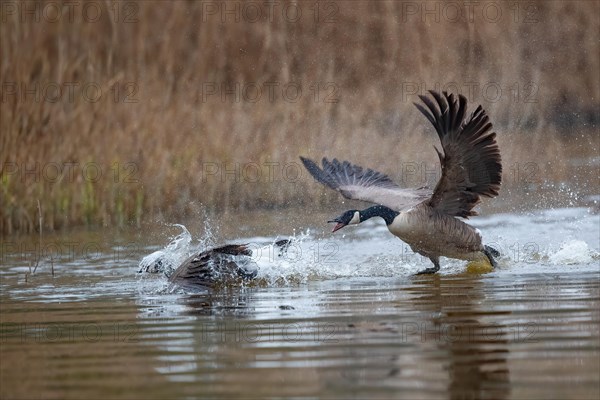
[[1, 207, 599, 399]]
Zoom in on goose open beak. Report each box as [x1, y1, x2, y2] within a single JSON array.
[[328, 219, 346, 233]]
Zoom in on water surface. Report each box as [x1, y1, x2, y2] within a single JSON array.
[[1, 207, 599, 399]]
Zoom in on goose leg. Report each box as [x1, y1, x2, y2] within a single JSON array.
[[483, 246, 498, 269], [416, 257, 441, 275]]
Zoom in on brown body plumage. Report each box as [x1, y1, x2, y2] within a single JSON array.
[[169, 244, 256, 289], [169, 240, 292, 289]]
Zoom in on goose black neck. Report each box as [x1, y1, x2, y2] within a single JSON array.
[[360, 205, 399, 225]]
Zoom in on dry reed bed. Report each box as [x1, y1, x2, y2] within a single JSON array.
[[1, 1, 598, 234]]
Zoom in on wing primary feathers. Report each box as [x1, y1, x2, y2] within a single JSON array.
[[415, 91, 502, 218], [414, 103, 436, 129], [299, 156, 337, 190]]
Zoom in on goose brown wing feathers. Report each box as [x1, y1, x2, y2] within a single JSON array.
[[415, 91, 502, 218]]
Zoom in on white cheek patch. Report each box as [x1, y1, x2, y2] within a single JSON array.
[[349, 211, 360, 225]]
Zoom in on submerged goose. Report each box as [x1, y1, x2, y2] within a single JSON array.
[[167, 240, 291, 289], [138, 226, 293, 289], [301, 91, 502, 274], [168, 244, 259, 290]]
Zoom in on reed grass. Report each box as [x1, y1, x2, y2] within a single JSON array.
[[1, 0, 598, 234]]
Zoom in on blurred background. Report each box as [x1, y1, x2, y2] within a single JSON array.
[[1, 0, 598, 234]]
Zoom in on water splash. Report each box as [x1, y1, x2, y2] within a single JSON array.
[[136, 207, 600, 289], [138, 224, 192, 274], [548, 240, 598, 265], [137, 226, 319, 287]]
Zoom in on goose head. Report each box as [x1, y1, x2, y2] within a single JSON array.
[[328, 210, 361, 232]]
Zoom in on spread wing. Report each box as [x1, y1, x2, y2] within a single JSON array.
[[300, 157, 432, 211], [414, 91, 502, 218]]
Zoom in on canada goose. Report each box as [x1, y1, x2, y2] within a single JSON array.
[[137, 225, 294, 287], [168, 244, 259, 289], [167, 240, 292, 289], [301, 91, 502, 274], [138, 226, 293, 289]]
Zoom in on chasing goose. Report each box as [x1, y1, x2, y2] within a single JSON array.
[[301, 91, 502, 274]]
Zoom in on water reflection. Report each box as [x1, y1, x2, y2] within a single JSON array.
[[409, 275, 510, 400], [2, 270, 599, 399], [136, 275, 515, 398]]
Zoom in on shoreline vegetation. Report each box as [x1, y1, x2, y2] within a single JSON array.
[[1, 1, 598, 235]]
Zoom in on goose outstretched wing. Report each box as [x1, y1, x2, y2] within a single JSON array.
[[414, 91, 502, 218], [300, 157, 432, 211]]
